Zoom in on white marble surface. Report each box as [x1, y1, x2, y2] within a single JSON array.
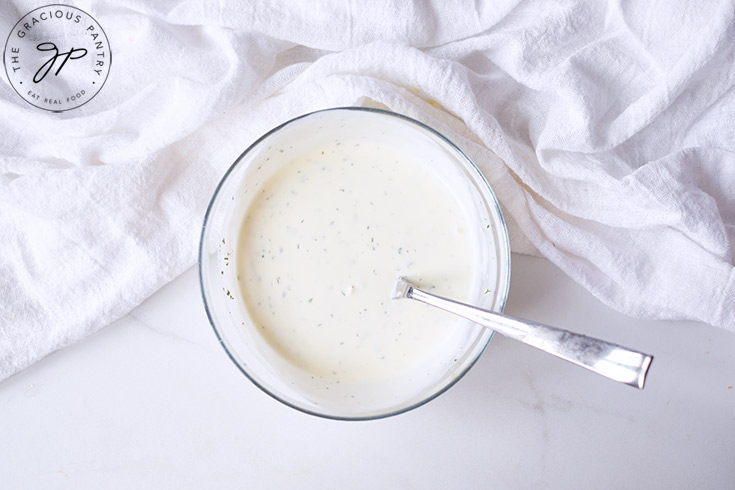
[[1, 254, 733, 489]]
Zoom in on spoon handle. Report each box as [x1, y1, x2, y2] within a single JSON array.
[[403, 282, 653, 389]]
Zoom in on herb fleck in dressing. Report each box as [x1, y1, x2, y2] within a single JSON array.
[[236, 139, 477, 385]]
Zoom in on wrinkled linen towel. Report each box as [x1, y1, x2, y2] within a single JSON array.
[[1, 0, 734, 381]]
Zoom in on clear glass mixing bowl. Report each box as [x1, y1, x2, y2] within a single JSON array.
[[199, 107, 510, 420]]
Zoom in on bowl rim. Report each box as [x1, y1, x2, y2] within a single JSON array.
[[198, 106, 511, 420]]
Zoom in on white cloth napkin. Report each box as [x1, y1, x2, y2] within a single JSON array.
[[2, 0, 734, 381]]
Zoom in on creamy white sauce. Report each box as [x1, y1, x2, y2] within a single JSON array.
[[221, 110, 501, 415], [237, 140, 475, 383]]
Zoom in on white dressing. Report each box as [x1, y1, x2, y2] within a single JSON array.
[[201, 109, 510, 417], [236, 139, 476, 385]]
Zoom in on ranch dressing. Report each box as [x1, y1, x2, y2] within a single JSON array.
[[236, 136, 478, 388]]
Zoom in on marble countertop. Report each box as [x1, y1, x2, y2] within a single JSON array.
[[1, 254, 733, 489]]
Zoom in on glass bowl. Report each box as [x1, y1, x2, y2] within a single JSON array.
[[199, 107, 510, 420]]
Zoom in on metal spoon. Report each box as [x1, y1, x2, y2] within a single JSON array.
[[392, 277, 653, 389]]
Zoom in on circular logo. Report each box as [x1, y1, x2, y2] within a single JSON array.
[[3, 4, 111, 112]]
